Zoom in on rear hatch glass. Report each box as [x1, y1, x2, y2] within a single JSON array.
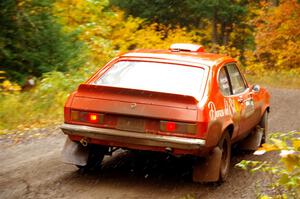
[[94, 61, 205, 98]]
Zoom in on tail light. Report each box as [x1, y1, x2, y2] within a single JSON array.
[[88, 113, 99, 123], [71, 110, 104, 124], [160, 120, 197, 134], [166, 121, 176, 131]]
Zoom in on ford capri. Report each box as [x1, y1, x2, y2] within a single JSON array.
[[61, 43, 270, 182]]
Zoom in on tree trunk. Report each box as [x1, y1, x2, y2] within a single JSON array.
[[224, 24, 233, 46], [220, 21, 226, 45], [212, 10, 218, 44]]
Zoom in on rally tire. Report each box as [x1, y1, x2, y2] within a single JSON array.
[[76, 145, 107, 171], [218, 131, 231, 182]]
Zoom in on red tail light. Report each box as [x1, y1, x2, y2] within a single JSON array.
[[71, 110, 103, 124], [166, 122, 176, 131], [88, 113, 99, 123], [160, 120, 197, 134]]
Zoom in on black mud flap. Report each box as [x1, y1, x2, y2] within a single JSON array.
[[238, 126, 263, 151], [193, 147, 222, 182], [61, 137, 89, 166]]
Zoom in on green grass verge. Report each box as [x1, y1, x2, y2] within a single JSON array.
[[0, 69, 94, 134], [245, 71, 300, 89]]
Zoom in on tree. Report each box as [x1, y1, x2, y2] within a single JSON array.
[[110, 0, 251, 46], [54, 0, 117, 64], [110, 0, 192, 27], [187, 0, 249, 46], [254, 0, 300, 70], [0, 0, 84, 83]]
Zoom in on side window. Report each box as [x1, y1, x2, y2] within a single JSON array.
[[226, 63, 247, 94], [218, 67, 231, 96]]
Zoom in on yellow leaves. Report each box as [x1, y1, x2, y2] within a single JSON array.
[[53, 0, 204, 66], [162, 27, 198, 47], [259, 134, 300, 172], [54, 0, 118, 63], [282, 154, 299, 172], [17, 0, 31, 8], [55, 0, 105, 35], [237, 132, 300, 198], [111, 21, 199, 54], [0, 71, 5, 80], [54, 0, 110, 30], [53, 0, 206, 67], [109, 16, 144, 52], [259, 195, 273, 199], [1, 80, 21, 93], [272, 138, 288, 149], [255, 0, 300, 70], [209, 44, 241, 61], [293, 140, 300, 151], [17, 0, 26, 7], [258, 143, 279, 152]]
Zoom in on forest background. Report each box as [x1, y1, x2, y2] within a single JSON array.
[[0, 0, 299, 132]]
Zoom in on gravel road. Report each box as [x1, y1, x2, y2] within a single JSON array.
[[1, 87, 299, 199]]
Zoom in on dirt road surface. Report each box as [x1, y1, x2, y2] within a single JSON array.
[[1, 87, 300, 199]]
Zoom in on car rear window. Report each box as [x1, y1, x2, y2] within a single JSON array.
[[94, 61, 205, 97]]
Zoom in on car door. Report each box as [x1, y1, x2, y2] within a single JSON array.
[[217, 66, 242, 140], [226, 63, 255, 135]]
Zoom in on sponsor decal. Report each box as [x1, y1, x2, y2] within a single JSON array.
[[208, 98, 236, 120]]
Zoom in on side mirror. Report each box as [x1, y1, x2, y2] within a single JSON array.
[[252, 84, 260, 93]]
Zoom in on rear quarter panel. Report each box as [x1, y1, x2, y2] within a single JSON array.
[[200, 59, 240, 148]]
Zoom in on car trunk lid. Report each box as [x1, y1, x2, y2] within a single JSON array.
[[71, 84, 199, 122]]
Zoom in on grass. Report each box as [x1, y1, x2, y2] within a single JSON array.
[[0, 69, 92, 134], [245, 71, 300, 89], [0, 92, 64, 134]]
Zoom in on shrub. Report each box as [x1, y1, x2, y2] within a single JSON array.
[[0, 64, 99, 132], [236, 131, 300, 198], [0, 0, 85, 83]]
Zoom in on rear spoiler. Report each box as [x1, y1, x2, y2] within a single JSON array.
[[77, 84, 199, 104]]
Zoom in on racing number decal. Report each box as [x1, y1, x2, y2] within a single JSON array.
[[208, 99, 236, 120]]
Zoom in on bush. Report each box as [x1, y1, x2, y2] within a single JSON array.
[[236, 131, 300, 198], [0, 64, 99, 132], [0, 0, 85, 83]]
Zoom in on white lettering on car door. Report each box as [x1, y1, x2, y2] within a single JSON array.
[[208, 99, 236, 120]]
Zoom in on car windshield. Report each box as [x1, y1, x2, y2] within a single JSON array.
[[94, 61, 205, 98]]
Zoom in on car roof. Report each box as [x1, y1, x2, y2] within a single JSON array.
[[120, 49, 234, 67]]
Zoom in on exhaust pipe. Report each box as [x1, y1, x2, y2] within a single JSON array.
[[165, 147, 173, 154]]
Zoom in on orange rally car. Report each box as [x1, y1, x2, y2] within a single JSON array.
[[60, 43, 270, 183]]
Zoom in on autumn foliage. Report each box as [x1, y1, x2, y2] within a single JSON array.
[[1, 0, 300, 132], [254, 0, 300, 70], [237, 131, 300, 198]]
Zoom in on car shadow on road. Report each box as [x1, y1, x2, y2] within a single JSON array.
[[68, 148, 267, 187], [49, 148, 273, 199]]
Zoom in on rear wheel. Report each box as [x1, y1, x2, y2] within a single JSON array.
[[192, 131, 231, 183], [219, 132, 231, 182], [76, 145, 108, 171]]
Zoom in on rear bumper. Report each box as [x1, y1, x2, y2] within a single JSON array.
[[61, 123, 206, 150]]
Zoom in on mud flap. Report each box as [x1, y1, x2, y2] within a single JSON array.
[[61, 137, 89, 166], [193, 147, 222, 183], [239, 126, 263, 151]]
